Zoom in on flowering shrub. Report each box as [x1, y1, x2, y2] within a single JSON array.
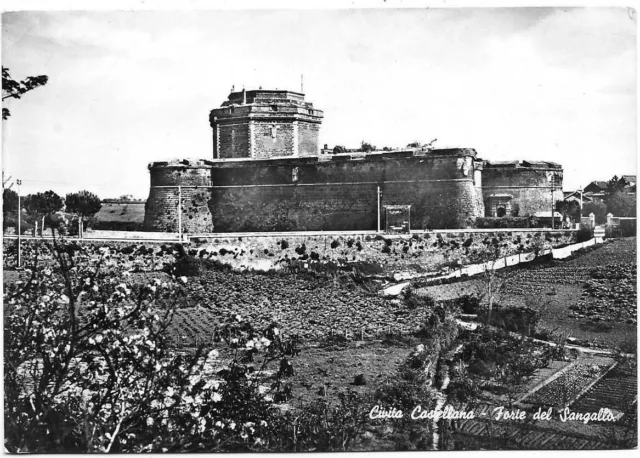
[[4, 237, 299, 452]]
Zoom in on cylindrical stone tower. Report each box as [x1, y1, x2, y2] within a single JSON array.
[[143, 159, 214, 233]]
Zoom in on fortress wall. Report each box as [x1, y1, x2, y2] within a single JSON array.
[[143, 187, 214, 233], [382, 180, 482, 229], [147, 165, 213, 187], [144, 151, 499, 233], [482, 167, 563, 217], [206, 151, 482, 232], [143, 166, 214, 232], [483, 187, 565, 217], [209, 151, 475, 185], [210, 184, 378, 232]]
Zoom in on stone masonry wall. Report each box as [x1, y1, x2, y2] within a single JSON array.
[[189, 229, 577, 274], [206, 151, 483, 232], [143, 165, 214, 232], [144, 151, 485, 233], [298, 122, 320, 156], [482, 167, 563, 217], [218, 122, 251, 159], [251, 121, 296, 159]]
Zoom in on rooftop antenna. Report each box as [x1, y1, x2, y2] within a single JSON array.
[[301, 74, 304, 93], [231, 84, 235, 92]]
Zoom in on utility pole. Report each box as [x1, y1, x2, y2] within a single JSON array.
[[550, 174, 555, 229], [177, 185, 182, 240], [579, 184, 583, 220], [377, 186, 381, 233], [16, 179, 21, 268]]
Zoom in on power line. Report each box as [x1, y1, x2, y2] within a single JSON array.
[[16, 179, 109, 187]]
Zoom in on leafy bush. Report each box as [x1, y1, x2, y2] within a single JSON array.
[[477, 305, 540, 336], [279, 391, 370, 452], [403, 288, 436, 310], [454, 294, 480, 314], [168, 254, 204, 277], [353, 374, 367, 386], [577, 226, 593, 242], [583, 201, 608, 224], [3, 187, 18, 213], [4, 239, 303, 453], [295, 243, 306, 255]]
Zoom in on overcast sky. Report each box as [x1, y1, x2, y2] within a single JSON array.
[[2, 7, 636, 198]]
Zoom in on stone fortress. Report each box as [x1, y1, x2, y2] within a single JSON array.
[[143, 89, 563, 233]]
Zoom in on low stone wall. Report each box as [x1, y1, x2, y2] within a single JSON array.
[[189, 229, 577, 274]]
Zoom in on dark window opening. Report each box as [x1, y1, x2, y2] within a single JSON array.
[[496, 207, 507, 217]]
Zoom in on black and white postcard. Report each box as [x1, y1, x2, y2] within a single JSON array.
[[2, 2, 637, 452]]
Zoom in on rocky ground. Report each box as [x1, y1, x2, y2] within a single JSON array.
[[168, 270, 429, 343]]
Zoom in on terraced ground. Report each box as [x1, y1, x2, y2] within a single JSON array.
[[523, 356, 614, 408], [451, 405, 615, 450], [419, 238, 637, 349], [572, 364, 638, 419], [448, 354, 636, 449]]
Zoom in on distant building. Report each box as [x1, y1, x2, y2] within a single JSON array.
[[584, 181, 608, 202], [563, 190, 593, 205], [620, 175, 636, 187]]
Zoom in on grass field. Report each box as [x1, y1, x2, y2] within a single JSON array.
[[95, 202, 145, 223]]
